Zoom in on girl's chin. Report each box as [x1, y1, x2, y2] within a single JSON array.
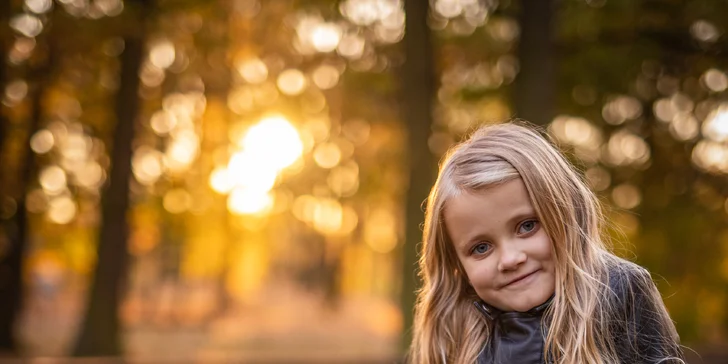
[[484, 293, 553, 312]]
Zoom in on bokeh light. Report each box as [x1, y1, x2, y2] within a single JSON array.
[[702, 104, 728, 142], [374, 22, 404, 43], [277, 69, 307, 95], [690, 20, 720, 43], [612, 183, 642, 210], [209, 167, 235, 194], [30, 129, 55, 154], [312, 198, 343, 234], [339, 0, 400, 26], [4, 80, 28, 105], [132, 147, 164, 185], [149, 39, 176, 69], [39, 166, 68, 195], [212, 115, 305, 217], [163, 189, 192, 214], [74, 162, 105, 189], [670, 113, 700, 141], [311, 23, 343, 52], [25, 0, 53, 14], [549, 115, 603, 162], [95, 0, 124, 16], [150, 110, 177, 135], [338, 205, 359, 235], [47, 195, 77, 224], [10, 14, 43, 37], [487, 18, 519, 43], [227, 187, 273, 215], [312, 65, 341, 90], [604, 130, 650, 167], [601, 95, 642, 125], [549, 115, 601, 146], [692, 140, 728, 174], [702, 68, 728, 92], [313, 142, 342, 169], [9, 37, 36, 64], [164, 131, 200, 174], [61, 133, 91, 163], [327, 161, 360, 197], [337, 34, 366, 59], [227, 152, 279, 192], [434, 0, 464, 18], [241, 115, 303, 170], [237, 58, 269, 84], [292, 194, 318, 223], [140, 62, 165, 87]]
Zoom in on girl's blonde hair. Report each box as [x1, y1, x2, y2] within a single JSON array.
[[409, 121, 682, 363]]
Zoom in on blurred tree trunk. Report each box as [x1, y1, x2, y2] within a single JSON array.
[[400, 0, 438, 351], [514, 0, 556, 126], [0, 31, 20, 353], [0, 29, 54, 355], [0, 3, 15, 355], [73, 2, 148, 355], [0, 0, 8, 146], [207, 0, 234, 319]]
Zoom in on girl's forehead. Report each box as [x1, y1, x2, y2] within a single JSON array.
[[443, 180, 537, 228]]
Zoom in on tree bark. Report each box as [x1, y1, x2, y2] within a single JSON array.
[[514, 0, 556, 126], [399, 0, 438, 351], [0, 30, 54, 356], [0, 0, 8, 150], [0, 0, 16, 354], [72, 31, 145, 356]]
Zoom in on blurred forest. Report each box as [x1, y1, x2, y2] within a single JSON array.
[[0, 0, 727, 362]]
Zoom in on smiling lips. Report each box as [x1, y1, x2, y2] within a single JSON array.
[[502, 270, 539, 288]]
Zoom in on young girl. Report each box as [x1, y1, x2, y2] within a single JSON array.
[[409, 122, 684, 363]]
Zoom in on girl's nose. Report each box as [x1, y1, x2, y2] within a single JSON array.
[[497, 244, 527, 271]]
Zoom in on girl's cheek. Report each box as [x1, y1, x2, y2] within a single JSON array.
[[471, 264, 495, 287]]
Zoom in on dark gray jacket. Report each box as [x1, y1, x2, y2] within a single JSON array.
[[475, 263, 684, 364]]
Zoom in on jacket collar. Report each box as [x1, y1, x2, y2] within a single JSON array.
[[473, 294, 555, 321]]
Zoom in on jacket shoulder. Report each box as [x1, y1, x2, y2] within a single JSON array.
[[604, 256, 685, 363], [606, 257, 651, 298]]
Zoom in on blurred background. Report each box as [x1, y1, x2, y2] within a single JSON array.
[[0, 0, 727, 362]]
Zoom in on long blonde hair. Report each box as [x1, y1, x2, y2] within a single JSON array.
[[409, 121, 682, 363]]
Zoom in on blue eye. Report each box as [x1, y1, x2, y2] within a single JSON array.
[[518, 220, 538, 234], [471, 243, 491, 255]]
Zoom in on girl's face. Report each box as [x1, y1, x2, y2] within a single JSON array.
[[444, 178, 556, 312]]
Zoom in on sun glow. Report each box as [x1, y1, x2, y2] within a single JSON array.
[[211, 115, 304, 215]]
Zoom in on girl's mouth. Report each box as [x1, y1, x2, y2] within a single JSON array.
[[502, 270, 539, 288]]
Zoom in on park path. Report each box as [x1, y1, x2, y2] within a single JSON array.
[[16, 278, 401, 362]]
